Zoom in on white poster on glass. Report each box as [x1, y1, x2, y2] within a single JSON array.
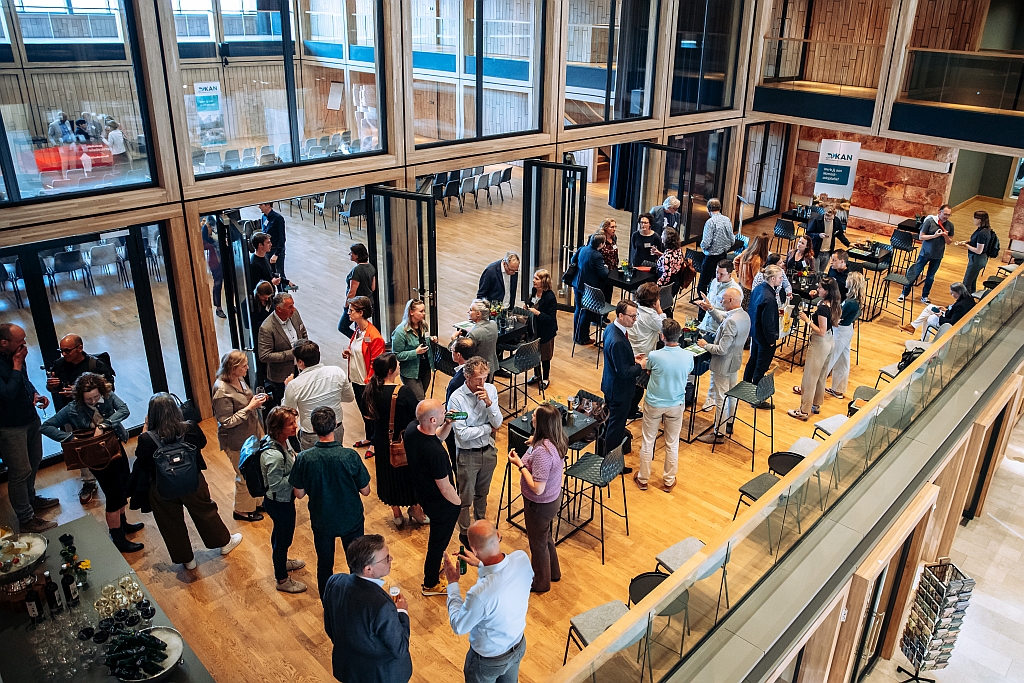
[[327, 81, 345, 111], [194, 81, 226, 147], [813, 139, 861, 201]]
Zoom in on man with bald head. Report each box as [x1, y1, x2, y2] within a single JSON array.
[[405, 398, 461, 595], [0, 323, 57, 532], [697, 288, 750, 444], [444, 520, 533, 683], [46, 333, 115, 503]]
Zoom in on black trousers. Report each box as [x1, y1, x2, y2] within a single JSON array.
[[352, 383, 374, 444], [263, 497, 295, 581], [421, 500, 460, 589], [743, 339, 776, 384], [274, 251, 289, 288], [313, 523, 364, 598]]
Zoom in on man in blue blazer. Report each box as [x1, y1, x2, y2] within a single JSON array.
[[259, 202, 295, 291], [476, 252, 520, 307], [572, 233, 610, 344], [602, 299, 644, 455], [323, 535, 412, 683]]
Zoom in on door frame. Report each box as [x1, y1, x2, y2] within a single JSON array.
[[629, 141, 689, 242]]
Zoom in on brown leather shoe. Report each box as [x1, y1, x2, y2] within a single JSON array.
[[661, 480, 676, 493], [632, 472, 648, 491]]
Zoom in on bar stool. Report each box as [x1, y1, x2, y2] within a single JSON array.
[[712, 372, 776, 471]]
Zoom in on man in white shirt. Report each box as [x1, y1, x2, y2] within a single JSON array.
[[697, 261, 743, 410], [443, 520, 532, 683], [447, 357, 503, 548], [282, 340, 354, 449]]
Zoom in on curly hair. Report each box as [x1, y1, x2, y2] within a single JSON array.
[[74, 372, 111, 405]]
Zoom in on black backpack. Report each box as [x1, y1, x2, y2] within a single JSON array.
[[149, 433, 199, 499], [238, 435, 275, 498], [897, 347, 924, 374], [986, 230, 1001, 259]]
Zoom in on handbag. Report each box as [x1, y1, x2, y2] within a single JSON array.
[[388, 391, 408, 468], [561, 250, 580, 286], [62, 428, 122, 471], [171, 393, 202, 423]]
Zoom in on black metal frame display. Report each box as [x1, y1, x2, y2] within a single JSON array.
[[629, 141, 689, 241], [899, 560, 974, 682]]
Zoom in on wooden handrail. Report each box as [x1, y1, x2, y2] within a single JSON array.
[[905, 47, 1024, 60], [548, 269, 1024, 683], [760, 36, 885, 50]]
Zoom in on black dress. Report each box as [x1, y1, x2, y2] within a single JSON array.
[[370, 384, 419, 507]]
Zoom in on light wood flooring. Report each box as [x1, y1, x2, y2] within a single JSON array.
[[4, 195, 1015, 683]]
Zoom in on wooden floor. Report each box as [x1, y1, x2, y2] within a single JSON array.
[[4, 195, 1015, 683]]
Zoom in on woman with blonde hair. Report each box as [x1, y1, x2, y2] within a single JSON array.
[[391, 298, 437, 399], [824, 272, 865, 399], [211, 349, 267, 522], [734, 234, 770, 291], [598, 218, 619, 269], [527, 269, 558, 389]]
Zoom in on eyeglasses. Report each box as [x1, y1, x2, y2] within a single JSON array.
[[373, 553, 393, 565], [59, 345, 81, 355], [621, 312, 638, 320]]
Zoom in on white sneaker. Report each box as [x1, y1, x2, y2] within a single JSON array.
[[183, 559, 197, 570], [221, 532, 243, 555], [896, 294, 905, 303]]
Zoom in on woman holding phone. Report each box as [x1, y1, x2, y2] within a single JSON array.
[[212, 350, 267, 522], [391, 299, 437, 400]]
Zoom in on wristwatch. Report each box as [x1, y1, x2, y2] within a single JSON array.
[[518, 465, 526, 471]]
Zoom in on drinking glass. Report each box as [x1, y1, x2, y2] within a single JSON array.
[[389, 582, 401, 604]]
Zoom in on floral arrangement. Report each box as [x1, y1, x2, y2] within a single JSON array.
[[58, 533, 91, 588]]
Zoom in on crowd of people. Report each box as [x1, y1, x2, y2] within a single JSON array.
[[0, 194, 997, 683]]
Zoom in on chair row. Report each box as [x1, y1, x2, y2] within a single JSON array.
[[195, 136, 373, 172], [432, 167, 514, 215]]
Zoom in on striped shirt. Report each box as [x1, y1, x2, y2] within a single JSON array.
[[701, 213, 735, 256]]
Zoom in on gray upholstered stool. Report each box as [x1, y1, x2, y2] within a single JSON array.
[[564, 600, 630, 663], [732, 472, 780, 520], [655, 536, 705, 574], [788, 436, 820, 457], [813, 414, 848, 441]]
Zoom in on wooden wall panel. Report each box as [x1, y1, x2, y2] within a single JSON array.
[[910, 0, 991, 50], [0, 72, 30, 133], [804, 0, 894, 89], [26, 69, 144, 142], [566, 0, 611, 64]]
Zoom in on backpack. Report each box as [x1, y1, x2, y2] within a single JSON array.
[[150, 433, 199, 499], [986, 230, 1001, 258], [238, 435, 275, 498], [87, 352, 116, 381], [897, 347, 924, 374]]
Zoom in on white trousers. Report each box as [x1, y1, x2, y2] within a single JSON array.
[[828, 324, 855, 395], [910, 308, 941, 340], [638, 402, 683, 486], [710, 370, 738, 434]]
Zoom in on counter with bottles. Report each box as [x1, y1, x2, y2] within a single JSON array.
[[0, 515, 214, 682]]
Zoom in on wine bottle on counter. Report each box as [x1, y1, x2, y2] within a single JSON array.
[[25, 585, 43, 623], [43, 570, 63, 616], [60, 565, 80, 608]]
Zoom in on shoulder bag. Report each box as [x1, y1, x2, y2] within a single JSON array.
[[62, 428, 122, 471], [388, 391, 408, 468]]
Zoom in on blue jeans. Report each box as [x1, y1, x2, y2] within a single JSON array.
[[963, 253, 988, 294], [902, 255, 943, 298], [263, 497, 295, 581], [0, 418, 43, 524], [464, 636, 526, 683]]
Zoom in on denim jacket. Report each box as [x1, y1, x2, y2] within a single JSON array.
[[40, 392, 130, 443]]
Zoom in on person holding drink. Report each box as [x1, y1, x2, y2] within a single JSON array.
[[212, 350, 267, 522], [392, 299, 437, 400], [526, 269, 558, 390], [507, 403, 565, 593]]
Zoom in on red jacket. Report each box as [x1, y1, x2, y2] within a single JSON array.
[[348, 323, 385, 382]]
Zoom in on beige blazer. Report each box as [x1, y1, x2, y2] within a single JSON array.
[[257, 309, 308, 383], [212, 378, 264, 451]]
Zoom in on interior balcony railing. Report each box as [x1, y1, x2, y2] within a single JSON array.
[[548, 268, 1024, 683], [759, 37, 885, 98], [899, 48, 1024, 114], [890, 48, 1024, 148]]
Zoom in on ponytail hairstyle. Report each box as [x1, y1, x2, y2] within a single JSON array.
[[974, 210, 990, 231], [365, 352, 398, 420]]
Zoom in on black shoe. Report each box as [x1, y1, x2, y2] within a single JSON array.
[[31, 496, 60, 511], [216, 308, 227, 319], [754, 401, 774, 410], [459, 533, 470, 549], [494, 369, 512, 379], [120, 515, 144, 535], [621, 466, 633, 475], [78, 482, 97, 504], [109, 527, 144, 553], [233, 511, 265, 522], [629, 411, 644, 420], [725, 422, 734, 435], [527, 375, 541, 385]]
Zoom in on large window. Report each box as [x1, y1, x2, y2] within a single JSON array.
[[411, 0, 544, 146], [671, 0, 743, 115], [176, 0, 385, 178], [667, 128, 730, 241], [0, 0, 154, 202], [738, 122, 787, 222], [564, 0, 659, 127]]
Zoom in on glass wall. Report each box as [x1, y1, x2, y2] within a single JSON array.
[[667, 128, 730, 242], [0, 0, 154, 202], [411, 0, 543, 146], [564, 0, 659, 127], [671, 0, 743, 115], [738, 121, 787, 222], [175, 0, 385, 177]]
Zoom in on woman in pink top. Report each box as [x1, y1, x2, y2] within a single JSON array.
[[508, 403, 567, 592]]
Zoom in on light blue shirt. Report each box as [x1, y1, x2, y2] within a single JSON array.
[[644, 345, 694, 408], [446, 550, 533, 657]]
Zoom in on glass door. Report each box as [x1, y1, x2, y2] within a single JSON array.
[[851, 533, 914, 682], [629, 141, 689, 240], [666, 129, 731, 243], [739, 122, 789, 224], [365, 185, 437, 338], [216, 209, 259, 387], [522, 159, 588, 310]]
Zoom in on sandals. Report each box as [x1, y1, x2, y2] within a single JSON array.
[[787, 409, 809, 421], [353, 439, 372, 448], [792, 386, 803, 395], [363, 448, 374, 459]]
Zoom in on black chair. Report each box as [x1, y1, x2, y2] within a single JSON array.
[[0, 258, 22, 308], [888, 229, 918, 275], [572, 284, 616, 368], [771, 219, 797, 255], [341, 198, 366, 236], [46, 250, 94, 300], [713, 372, 776, 470], [443, 179, 462, 211], [568, 390, 604, 463], [432, 183, 447, 217], [556, 437, 629, 564], [497, 338, 543, 417], [881, 271, 915, 325], [732, 451, 805, 553], [499, 166, 513, 198], [429, 342, 458, 398]]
